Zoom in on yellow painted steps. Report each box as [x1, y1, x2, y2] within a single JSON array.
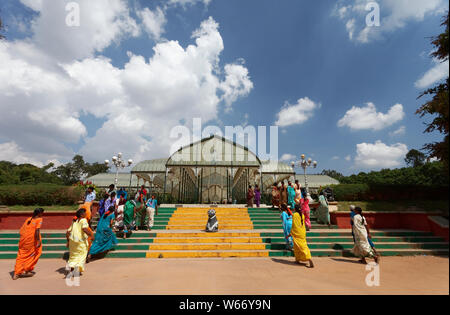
[[150, 207, 269, 258], [156, 232, 261, 238], [153, 237, 263, 243], [166, 207, 253, 230], [166, 225, 253, 230], [149, 243, 267, 250]]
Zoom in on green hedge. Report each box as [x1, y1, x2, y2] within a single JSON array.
[[0, 184, 84, 206], [323, 184, 449, 201]]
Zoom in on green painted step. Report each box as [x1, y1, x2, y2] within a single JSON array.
[[0, 231, 437, 239], [1, 236, 445, 246]]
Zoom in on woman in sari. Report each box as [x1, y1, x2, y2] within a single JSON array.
[[294, 181, 302, 205], [254, 185, 261, 208], [114, 194, 127, 231], [352, 207, 380, 264], [300, 198, 311, 231], [88, 206, 118, 259], [97, 193, 108, 218], [287, 182, 296, 209], [271, 183, 280, 209], [288, 204, 314, 268], [123, 199, 137, 238], [280, 204, 293, 250], [66, 209, 93, 276], [246, 185, 254, 208], [315, 191, 331, 228], [280, 182, 287, 206], [13, 208, 44, 280]]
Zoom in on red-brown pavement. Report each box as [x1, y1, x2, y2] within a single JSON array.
[[0, 256, 448, 295]]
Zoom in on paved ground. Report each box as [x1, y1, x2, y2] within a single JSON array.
[[1, 256, 448, 295]]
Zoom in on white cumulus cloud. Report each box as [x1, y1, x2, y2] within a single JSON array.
[[275, 97, 321, 128], [389, 126, 406, 137], [137, 6, 167, 40], [333, 0, 448, 43], [0, 9, 253, 167], [354, 140, 408, 169], [338, 102, 404, 131], [415, 59, 449, 89], [280, 154, 296, 162]]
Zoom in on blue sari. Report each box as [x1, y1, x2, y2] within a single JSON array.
[[281, 211, 293, 249], [287, 186, 296, 209], [89, 212, 118, 255]]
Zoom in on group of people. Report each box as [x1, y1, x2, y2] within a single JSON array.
[[272, 181, 331, 227], [65, 184, 160, 279], [12, 183, 379, 279], [246, 185, 262, 208], [12, 184, 159, 280]]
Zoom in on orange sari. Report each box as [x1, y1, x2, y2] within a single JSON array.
[[80, 202, 93, 222], [14, 217, 43, 275]]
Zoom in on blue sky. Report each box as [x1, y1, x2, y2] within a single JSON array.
[[0, 0, 448, 175]]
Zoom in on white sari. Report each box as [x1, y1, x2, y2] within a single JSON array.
[[352, 214, 375, 258]]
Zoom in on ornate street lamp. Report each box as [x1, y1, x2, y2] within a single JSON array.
[[292, 154, 317, 201], [105, 152, 133, 189]]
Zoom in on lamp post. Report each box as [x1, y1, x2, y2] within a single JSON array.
[[292, 154, 317, 201], [105, 152, 133, 189]]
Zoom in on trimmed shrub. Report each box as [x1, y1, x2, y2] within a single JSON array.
[[0, 184, 84, 206]]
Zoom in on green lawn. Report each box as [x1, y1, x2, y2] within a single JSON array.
[[1, 205, 79, 212], [337, 200, 449, 215]]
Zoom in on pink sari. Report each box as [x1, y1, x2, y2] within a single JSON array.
[[300, 198, 311, 230]]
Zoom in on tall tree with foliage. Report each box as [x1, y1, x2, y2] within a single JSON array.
[[321, 169, 344, 181], [416, 12, 449, 176], [0, 14, 4, 40], [52, 155, 109, 185], [405, 149, 426, 167]]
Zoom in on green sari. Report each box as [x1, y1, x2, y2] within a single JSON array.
[[315, 195, 330, 225]]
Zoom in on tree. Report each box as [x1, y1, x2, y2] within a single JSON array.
[[416, 12, 449, 176], [405, 149, 426, 167], [321, 169, 344, 181], [0, 14, 5, 40], [52, 155, 109, 185]]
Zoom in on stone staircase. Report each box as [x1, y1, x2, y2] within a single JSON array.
[[0, 207, 448, 259]]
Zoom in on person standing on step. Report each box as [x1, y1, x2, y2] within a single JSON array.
[[280, 182, 288, 206], [13, 208, 44, 280], [280, 204, 293, 250], [88, 206, 118, 261], [114, 193, 127, 231], [104, 192, 117, 215], [123, 199, 137, 238], [106, 184, 116, 197], [300, 197, 311, 231], [66, 208, 94, 277], [294, 180, 302, 205], [287, 181, 296, 210], [97, 193, 109, 218], [315, 191, 331, 228], [247, 185, 254, 208], [145, 195, 158, 231], [271, 183, 280, 210], [351, 207, 380, 265], [254, 185, 261, 208], [288, 204, 314, 268]]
